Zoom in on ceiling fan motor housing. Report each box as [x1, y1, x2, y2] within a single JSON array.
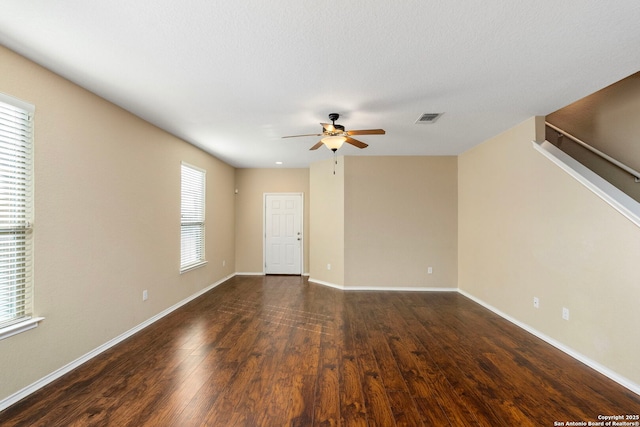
[[325, 113, 345, 134]]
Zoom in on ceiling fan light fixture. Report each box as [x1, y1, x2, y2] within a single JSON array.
[[322, 135, 346, 151], [282, 113, 383, 152]]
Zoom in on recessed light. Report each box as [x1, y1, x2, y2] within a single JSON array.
[[275, 161, 283, 165]]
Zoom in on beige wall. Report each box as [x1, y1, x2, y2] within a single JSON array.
[[234, 168, 310, 273], [309, 155, 457, 289], [0, 46, 236, 401], [344, 156, 457, 288], [459, 117, 640, 384], [547, 71, 640, 171], [546, 72, 640, 201], [309, 157, 345, 286]]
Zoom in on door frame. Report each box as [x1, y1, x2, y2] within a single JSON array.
[[263, 192, 304, 275]]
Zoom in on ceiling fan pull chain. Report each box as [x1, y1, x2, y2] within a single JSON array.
[[333, 150, 337, 175]]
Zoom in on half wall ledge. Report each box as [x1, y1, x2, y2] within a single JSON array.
[[532, 140, 640, 229]]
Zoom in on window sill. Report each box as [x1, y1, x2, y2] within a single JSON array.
[[180, 260, 208, 274], [0, 317, 45, 341]]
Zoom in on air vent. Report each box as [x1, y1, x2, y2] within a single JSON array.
[[415, 113, 443, 124]]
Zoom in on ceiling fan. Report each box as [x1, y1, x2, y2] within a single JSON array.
[[282, 113, 385, 151]]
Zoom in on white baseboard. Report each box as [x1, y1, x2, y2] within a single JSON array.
[[235, 272, 311, 277], [307, 277, 343, 289], [0, 273, 235, 412], [235, 273, 313, 277], [345, 286, 457, 292], [310, 279, 640, 395], [458, 289, 640, 396], [307, 277, 457, 292], [3, 275, 637, 412]]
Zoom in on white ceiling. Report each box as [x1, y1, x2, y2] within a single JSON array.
[[1, 1, 639, 168]]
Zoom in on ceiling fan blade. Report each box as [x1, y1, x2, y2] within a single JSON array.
[[282, 133, 323, 139], [309, 141, 324, 150], [346, 129, 385, 136], [345, 136, 368, 149], [321, 123, 336, 133]]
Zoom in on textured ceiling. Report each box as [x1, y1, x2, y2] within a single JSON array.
[[1, 1, 639, 168]]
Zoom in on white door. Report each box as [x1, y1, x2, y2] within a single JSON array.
[[264, 193, 302, 275]]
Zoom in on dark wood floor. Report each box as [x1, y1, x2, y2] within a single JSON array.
[[1, 275, 639, 426]]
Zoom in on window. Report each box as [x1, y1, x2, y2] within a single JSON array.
[[0, 93, 36, 335], [180, 162, 206, 272]]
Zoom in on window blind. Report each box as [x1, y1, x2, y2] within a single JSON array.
[[180, 163, 205, 271], [0, 95, 34, 329]]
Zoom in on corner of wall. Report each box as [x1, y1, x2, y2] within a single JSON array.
[[458, 116, 640, 388]]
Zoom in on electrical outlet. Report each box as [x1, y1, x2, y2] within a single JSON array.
[[142, 290, 148, 301], [428, 267, 433, 274], [533, 297, 539, 308], [222, 260, 226, 267], [562, 307, 570, 320], [327, 263, 331, 270]]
